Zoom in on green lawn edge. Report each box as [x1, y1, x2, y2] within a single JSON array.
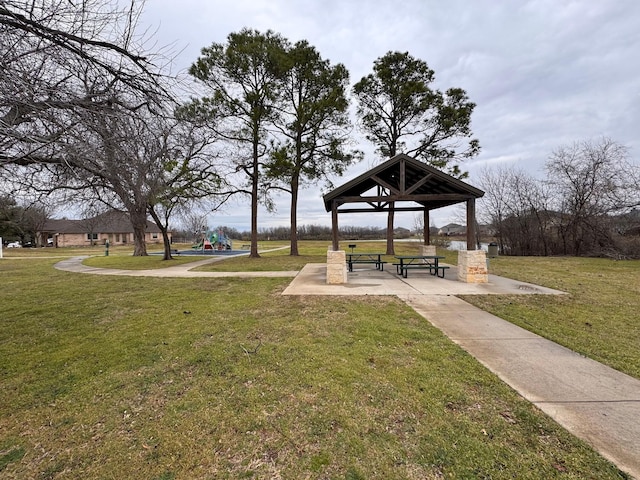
[[0, 251, 634, 478]]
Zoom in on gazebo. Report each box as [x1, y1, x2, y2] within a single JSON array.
[[322, 153, 487, 284]]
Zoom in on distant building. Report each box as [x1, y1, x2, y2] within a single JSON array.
[[438, 223, 466, 236], [38, 211, 168, 247]]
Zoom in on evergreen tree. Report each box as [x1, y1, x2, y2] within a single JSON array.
[[353, 51, 479, 253]]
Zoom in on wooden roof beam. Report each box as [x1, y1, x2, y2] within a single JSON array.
[[337, 206, 427, 214], [405, 173, 434, 195], [338, 193, 472, 204], [372, 175, 399, 194]]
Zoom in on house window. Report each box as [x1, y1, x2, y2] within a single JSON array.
[[87, 233, 98, 240], [151, 233, 158, 239], [116, 234, 120, 242]]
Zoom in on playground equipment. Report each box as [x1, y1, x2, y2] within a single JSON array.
[[192, 229, 233, 251]]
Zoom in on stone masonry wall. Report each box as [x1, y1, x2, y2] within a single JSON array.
[[419, 245, 437, 256], [457, 250, 488, 283], [326, 250, 347, 284]]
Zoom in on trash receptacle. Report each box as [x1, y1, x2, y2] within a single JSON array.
[[488, 242, 498, 258]]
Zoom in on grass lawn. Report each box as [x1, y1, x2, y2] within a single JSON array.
[[462, 255, 640, 380], [190, 240, 459, 273], [0, 245, 632, 479]]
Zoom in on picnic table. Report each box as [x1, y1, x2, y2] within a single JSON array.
[[346, 252, 387, 272], [393, 255, 448, 278]]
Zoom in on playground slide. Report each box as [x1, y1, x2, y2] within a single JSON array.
[[191, 231, 232, 251]]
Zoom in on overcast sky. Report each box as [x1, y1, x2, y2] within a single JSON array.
[[139, 0, 640, 231]]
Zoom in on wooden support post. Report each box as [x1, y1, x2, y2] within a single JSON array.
[[331, 200, 339, 251], [466, 198, 476, 251], [423, 209, 430, 245], [386, 202, 395, 255]]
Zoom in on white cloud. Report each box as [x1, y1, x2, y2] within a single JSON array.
[[139, 0, 640, 229]]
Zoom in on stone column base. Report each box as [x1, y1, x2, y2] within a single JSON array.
[[457, 250, 488, 283], [419, 245, 437, 256], [326, 250, 347, 284]]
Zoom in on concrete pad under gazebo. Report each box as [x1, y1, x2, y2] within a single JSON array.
[[322, 153, 487, 284]]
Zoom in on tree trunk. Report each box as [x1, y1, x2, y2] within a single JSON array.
[[129, 209, 148, 256], [161, 229, 172, 260], [290, 173, 299, 256], [148, 207, 173, 260], [386, 204, 395, 255], [249, 143, 260, 258]]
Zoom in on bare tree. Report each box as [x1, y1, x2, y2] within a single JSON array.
[[478, 166, 551, 255], [479, 138, 640, 257], [76, 202, 111, 247], [1, 0, 167, 170], [178, 209, 210, 243], [478, 165, 513, 252], [0, 2, 235, 258], [412, 212, 424, 240], [147, 140, 230, 260], [546, 137, 636, 255], [14, 101, 224, 257]]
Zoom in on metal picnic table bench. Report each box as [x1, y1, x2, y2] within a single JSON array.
[[346, 252, 387, 272], [393, 255, 448, 278]]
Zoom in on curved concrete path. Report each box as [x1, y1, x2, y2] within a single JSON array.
[[53, 258, 640, 478], [54, 255, 298, 278]]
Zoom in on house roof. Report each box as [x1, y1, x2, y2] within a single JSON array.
[[40, 211, 162, 234], [323, 153, 484, 213], [440, 223, 466, 231]]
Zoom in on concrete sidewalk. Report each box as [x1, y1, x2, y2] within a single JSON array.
[[281, 263, 566, 296], [54, 257, 640, 477], [404, 295, 640, 479], [283, 264, 640, 478]]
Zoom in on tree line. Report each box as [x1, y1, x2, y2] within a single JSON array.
[[171, 224, 414, 243], [1, 1, 478, 259], [479, 138, 640, 258]]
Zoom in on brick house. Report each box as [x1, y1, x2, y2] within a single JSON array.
[[38, 211, 168, 248]]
